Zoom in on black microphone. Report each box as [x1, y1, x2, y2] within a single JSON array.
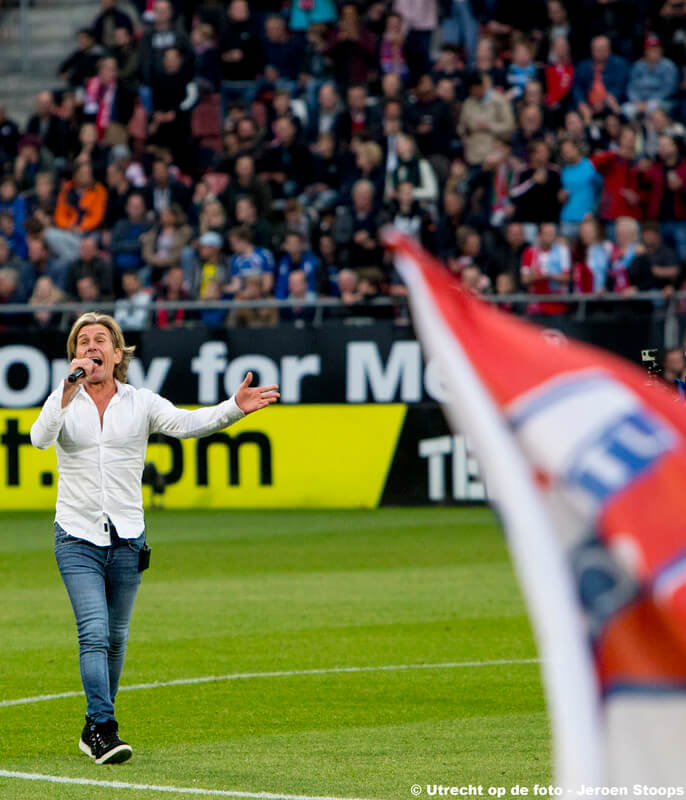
[[67, 358, 102, 383]]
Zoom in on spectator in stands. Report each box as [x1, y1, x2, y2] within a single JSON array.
[[25, 234, 67, 293], [637, 134, 686, 261], [219, 0, 261, 113], [92, 0, 133, 50], [458, 71, 515, 167], [327, 3, 378, 88], [191, 231, 227, 297], [393, 0, 438, 78], [386, 181, 435, 248], [609, 216, 641, 293], [341, 140, 385, 209], [289, 0, 338, 32], [228, 274, 279, 328], [544, 36, 575, 124], [155, 265, 191, 328], [148, 47, 198, 171], [258, 116, 311, 200], [405, 74, 454, 159], [521, 222, 571, 314], [573, 217, 613, 293], [389, 133, 439, 205], [510, 139, 562, 226], [0, 105, 20, 170], [281, 269, 316, 325], [275, 232, 319, 300], [335, 84, 381, 147], [26, 92, 68, 160], [0, 175, 27, 236], [572, 35, 629, 123], [30, 275, 67, 330], [379, 12, 409, 82], [334, 179, 383, 270], [48, 162, 107, 265], [110, 192, 152, 281], [506, 39, 540, 102], [656, 0, 686, 67], [74, 274, 101, 310], [66, 235, 114, 299], [221, 154, 271, 220], [114, 271, 153, 330], [0, 265, 21, 301], [559, 137, 603, 237], [58, 28, 103, 89], [591, 126, 641, 227], [305, 131, 341, 212], [83, 57, 136, 144], [103, 162, 133, 229], [0, 210, 26, 261], [139, 0, 193, 90], [261, 14, 305, 86], [511, 103, 547, 163], [624, 34, 679, 119], [234, 196, 272, 250], [226, 226, 275, 295], [144, 159, 190, 215], [25, 171, 57, 226], [191, 24, 221, 94], [663, 347, 686, 383], [629, 221, 681, 295], [198, 198, 228, 240], [111, 25, 140, 89], [141, 204, 192, 287]]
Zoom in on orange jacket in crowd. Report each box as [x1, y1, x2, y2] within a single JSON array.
[[54, 180, 108, 232]]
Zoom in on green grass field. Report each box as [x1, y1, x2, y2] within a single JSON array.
[[0, 509, 550, 800]]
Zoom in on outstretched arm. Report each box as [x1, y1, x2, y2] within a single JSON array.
[[148, 372, 279, 439]]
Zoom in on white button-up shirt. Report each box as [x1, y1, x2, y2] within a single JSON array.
[[30, 381, 244, 545]]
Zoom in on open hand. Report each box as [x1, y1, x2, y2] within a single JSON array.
[[235, 372, 280, 414]]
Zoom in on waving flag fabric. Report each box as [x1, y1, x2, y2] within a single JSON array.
[[386, 232, 686, 789]]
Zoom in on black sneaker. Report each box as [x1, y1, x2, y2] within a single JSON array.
[[79, 718, 132, 764], [78, 715, 94, 757]]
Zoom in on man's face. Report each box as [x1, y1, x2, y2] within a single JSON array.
[[74, 323, 121, 384], [154, 0, 171, 25], [289, 270, 307, 298], [80, 238, 98, 261], [539, 224, 557, 249], [348, 88, 366, 112], [127, 196, 145, 222], [163, 49, 182, 74], [665, 350, 685, 376], [284, 235, 302, 261], [658, 135, 677, 163], [591, 37, 610, 62], [153, 162, 168, 185], [77, 277, 99, 302]]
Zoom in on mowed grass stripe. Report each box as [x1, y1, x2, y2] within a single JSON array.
[[0, 509, 550, 799]]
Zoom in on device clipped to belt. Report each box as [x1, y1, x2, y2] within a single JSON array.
[[139, 544, 151, 572]]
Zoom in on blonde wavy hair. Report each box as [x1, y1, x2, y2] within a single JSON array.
[[67, 312, 135, 383]]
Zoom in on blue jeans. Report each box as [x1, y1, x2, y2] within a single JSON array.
[[54, 522, 145, 723]]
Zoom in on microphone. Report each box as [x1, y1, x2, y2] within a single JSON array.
[[67, 358, 102, 383]]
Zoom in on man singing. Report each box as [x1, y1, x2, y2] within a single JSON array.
[[30, 312, 279, 764]]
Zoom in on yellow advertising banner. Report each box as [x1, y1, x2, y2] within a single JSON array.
[[0, 406, 407, 509]]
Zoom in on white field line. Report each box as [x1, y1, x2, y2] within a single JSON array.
[[0, 659, 540, 709], [0, 770, 374, 800]]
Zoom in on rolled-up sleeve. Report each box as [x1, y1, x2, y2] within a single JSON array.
[[146, 391, 245, 439], [30, 383, 71, 449]]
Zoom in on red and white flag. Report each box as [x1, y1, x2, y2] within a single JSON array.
[[386, 232, 686, 789]]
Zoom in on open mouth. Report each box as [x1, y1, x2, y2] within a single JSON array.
[[91, 358, 103, 366]]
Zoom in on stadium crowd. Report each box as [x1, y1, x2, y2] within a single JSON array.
[[0, 0, 686, 329]]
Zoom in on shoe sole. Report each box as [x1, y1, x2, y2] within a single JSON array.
[[95, 744, 133, 765], [79, 738, 94, 759]]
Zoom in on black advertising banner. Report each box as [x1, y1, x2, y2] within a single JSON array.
[[0, 317, 663, 408]]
